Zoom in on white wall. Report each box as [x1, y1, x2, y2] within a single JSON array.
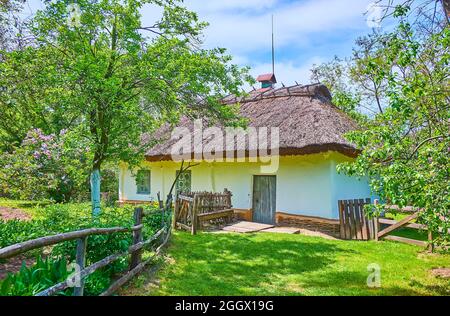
[[329, 158, 373, 218], [119, 152, 372, 219], [119, 162, 178, 202], [276, 155, 334, 218]]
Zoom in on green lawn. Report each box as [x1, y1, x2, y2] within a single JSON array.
[[123, 231, 450, 296]]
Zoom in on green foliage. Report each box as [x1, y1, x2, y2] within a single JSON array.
[[312, 3, 449, 247], [0, 202, 167, 295], [0, 219, 47, 248], [0, 256, 72, 296], [0, 0, 252, 209], [0, 129, 90, 202], [336, 8, 450, 247]]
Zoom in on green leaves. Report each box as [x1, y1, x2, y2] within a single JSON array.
[[0, 256, 72, 296], [22, 0, 250, 171], [0, 202, 167, 295], [0, 0, 251, 206], [338, 17, 450, 247]]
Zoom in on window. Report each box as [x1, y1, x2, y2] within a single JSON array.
[[136, 169, 151, 194], [176, 170, 191, 194]]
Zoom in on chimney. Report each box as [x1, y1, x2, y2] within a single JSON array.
[[256, 73, 277, 89]]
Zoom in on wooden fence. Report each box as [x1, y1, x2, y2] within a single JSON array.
[[373, 200, 433, 249], [0, 207, 171, 296], [338, 199, 445, 250], [172, 189, 234, 235], [338, 198, 376, 240]]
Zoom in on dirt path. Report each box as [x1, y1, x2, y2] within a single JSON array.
[[0, 256, 36, 280], [0, 206, 34, 280], [0, 206, 31, 221]]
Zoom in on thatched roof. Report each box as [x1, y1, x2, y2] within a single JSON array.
[[145, 83, 359, 161]]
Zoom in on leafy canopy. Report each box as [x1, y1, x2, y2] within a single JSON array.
[[331, 3, 449, 246], [0, 0, 252, 203], [1, 0, 251, 165]]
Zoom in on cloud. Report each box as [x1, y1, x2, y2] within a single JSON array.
[[184, 0, 372, 55], [26, 0, 374, 89], [189, 0, 277, 13], [178, 0, 374, 86]]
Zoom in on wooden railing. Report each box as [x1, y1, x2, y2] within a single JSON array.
[[173, 189, 234, 235], [0, 207, 171, 296], [372, 200, 434, 249], [338, 199, 448, 251]]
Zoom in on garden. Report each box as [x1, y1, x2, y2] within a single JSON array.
[[0, 199, 169, 296], [0, 0, 449, 298]]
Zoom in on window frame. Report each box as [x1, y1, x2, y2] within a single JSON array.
[[136, 169, 151, 195]]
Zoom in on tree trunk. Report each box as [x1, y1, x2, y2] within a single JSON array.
[[90, 168, 101, 216]]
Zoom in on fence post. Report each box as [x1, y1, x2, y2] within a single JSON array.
[[224, 188, 232, 208], [338, 200, 345, 239], [130, 207, 143, 270], [73, 237, 87, 296], [224, 188, 233, 223], [374, 199, 379, 241], [157, 192, 164, 209], [172, 197, 178, 230], [191, 195, 198, 235]]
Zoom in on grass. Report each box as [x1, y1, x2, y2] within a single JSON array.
[[123, 231, 450, 296], [383, 212, 429, 241]]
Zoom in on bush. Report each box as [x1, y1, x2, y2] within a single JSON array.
[[0, 202, 168, 295], [0, 256, 72, 296]]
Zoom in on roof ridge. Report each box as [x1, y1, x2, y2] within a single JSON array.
[[222, 83, 331, 105]]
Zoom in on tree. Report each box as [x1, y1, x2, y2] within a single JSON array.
[[337, 2, 449, 246], [1, 0, 251, 214], [0, 0, 27, 51], [310, 56, 363, 118]]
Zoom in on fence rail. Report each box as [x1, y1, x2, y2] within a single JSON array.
[[0, 207, 171, 296], [338, 198, 445, 251]]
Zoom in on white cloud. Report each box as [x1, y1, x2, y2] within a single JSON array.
[[25, 0, 374, 90], [179, 0, 375, 87], [184, 0, 373, 54], [189, 0, 277, 13]]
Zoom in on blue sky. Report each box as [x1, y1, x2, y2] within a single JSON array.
[[24, 0, 382, 87]]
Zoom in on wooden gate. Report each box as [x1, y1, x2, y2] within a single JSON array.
[[172, 189, 234, 235], [338, 198, 375, 240], [252, 175, 276, 224]]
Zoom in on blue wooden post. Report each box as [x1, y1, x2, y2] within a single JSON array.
[[91, 168, 101, 216]]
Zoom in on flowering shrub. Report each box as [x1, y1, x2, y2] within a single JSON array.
[[0, 128, 120, 202]]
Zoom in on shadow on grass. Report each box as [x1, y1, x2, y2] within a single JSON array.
[[156, 232, 358, 295], [298, 270, 428, 296]]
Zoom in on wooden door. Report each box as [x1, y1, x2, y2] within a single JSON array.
[[252, 175, 276, 224]]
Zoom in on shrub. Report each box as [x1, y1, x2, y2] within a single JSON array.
[[0, 202, 169, 295], [0, 256, 72, 296]]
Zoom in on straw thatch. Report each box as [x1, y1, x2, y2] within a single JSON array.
[[145, 83, 359, 161]]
